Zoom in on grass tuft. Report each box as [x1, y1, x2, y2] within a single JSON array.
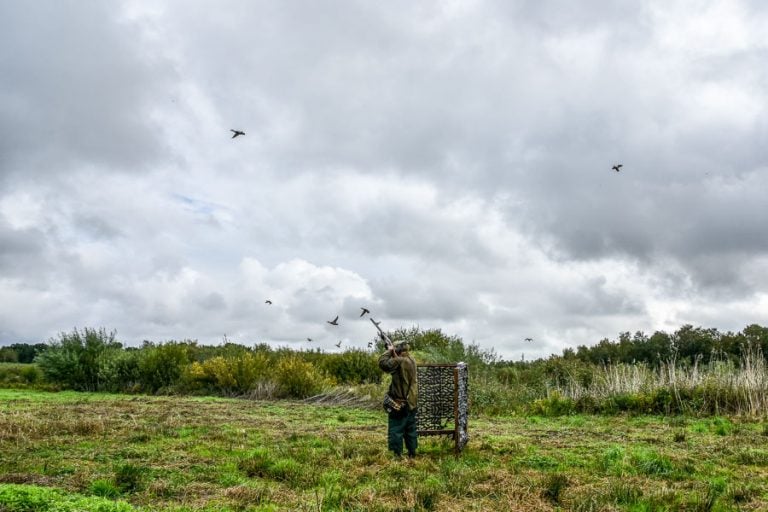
[[89, 478, 122, 498], [113, 463, 146, 493], [541, 472, 569, 504], [630, 449, 674, 476]]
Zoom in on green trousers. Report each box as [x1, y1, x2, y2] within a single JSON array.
[[388, 407, 418, 457]]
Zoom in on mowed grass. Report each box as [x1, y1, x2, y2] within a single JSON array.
[[1, 389, 768, 511]]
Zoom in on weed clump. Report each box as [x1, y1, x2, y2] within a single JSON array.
[[541, 472, 569, 504], [237, 448, 273, 478], [113, 463, 146, 493], [630, 449, 674, 476], [89, 478, 121, 498]]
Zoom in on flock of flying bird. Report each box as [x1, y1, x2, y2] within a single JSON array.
[[231, 128, 623, 349], [264, 298, 377, 349]]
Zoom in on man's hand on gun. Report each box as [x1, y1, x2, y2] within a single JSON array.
[[371, 318, 395, 353], [381, 333, 395, 354]]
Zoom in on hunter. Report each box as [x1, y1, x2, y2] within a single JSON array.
[[378, 340, 418, 458]]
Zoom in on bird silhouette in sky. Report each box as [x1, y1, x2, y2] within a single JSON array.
[[367, 341, 373, 348], [307, 337, 313, 342], [612, 164, 623, 172], [335, 340, 342, 348], [230, 129, 245, 138], [524, 337, 533, 342], [265, 300, 272, 305], [360, 307, 370, 317], [327, 316, 339, 326]]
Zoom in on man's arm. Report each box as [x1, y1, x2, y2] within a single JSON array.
[[378, 351, 400, 373]]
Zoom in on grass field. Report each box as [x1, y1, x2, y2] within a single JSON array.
[[1, 389, 768, 511]]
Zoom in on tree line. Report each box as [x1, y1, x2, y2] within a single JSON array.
[[560, 323, 768, 367], [0, 343, 48, 363], [3, 323, 766, 370], [2, 323, 768, 416]]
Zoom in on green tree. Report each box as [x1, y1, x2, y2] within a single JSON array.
[[11, 343, 48, 363], [36, 328, 122, 391], [671, 325, 720, 364]]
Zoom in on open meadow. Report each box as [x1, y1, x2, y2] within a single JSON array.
[[1, 389, 768, 511]]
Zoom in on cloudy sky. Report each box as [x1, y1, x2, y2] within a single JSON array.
[[1, 1, 767, 359]]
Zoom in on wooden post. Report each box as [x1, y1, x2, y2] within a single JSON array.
[[453, 366, 459, 454]]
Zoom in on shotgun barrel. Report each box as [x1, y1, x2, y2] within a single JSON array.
[[369, 318, 394, 350]]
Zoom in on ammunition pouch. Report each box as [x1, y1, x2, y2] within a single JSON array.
[[383, 393, 407, 415]]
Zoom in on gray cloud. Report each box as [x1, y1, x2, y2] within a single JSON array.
[[1, 1, 766, 358], [0, 1, 173, 184], [0, 221, 47, 277]]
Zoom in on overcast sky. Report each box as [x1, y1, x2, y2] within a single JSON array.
[[1, 0, 767, 359]]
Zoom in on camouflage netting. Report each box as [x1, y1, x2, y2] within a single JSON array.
[[416, 363, 469, 453]]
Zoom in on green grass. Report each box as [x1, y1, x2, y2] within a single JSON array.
[[1, 389, 768, 511], [0, 483, 136, 511]]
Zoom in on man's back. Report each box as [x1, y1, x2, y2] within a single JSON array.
[[379, 350, 417, 410]]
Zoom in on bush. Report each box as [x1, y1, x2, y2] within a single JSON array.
[[470, 377, 527, 415], [320, 350, 380, 385], [35, 328, 122, 391], [137, 341, 193, 393], [0, 347, 18, 363], [184, 351, 270, 395], [99, 350, 141, 393], [0, 363, 43, 387], [530, 391, 576, 416], [274, 355, 333, 398]]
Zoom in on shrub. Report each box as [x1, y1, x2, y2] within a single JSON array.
[[0, 347, 18, 363], [471, 377, 527, 415], [99, 350, 141, 392], [0, 363, 44, 387], [320, 350, 380, 385], [185, 352, 270, 395], [137, 341, 194, 393], [35, 328, 122, 391], [18, 365, 41, 384], [530, 391, 575, 416], [274, 355, 333, 398]]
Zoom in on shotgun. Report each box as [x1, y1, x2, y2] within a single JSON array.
[[369, 318, 394, 351]]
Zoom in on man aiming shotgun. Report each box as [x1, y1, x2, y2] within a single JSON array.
[[370, 318, 394, 350], [374, 318, 418, 459]]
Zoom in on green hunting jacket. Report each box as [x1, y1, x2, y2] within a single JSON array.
[[379, 350, 418, 410]]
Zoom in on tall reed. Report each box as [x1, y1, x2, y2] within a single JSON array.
[[552, 347, 768, 416]]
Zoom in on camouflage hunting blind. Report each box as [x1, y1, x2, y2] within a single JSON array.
[[416, 362, 469, 453]]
